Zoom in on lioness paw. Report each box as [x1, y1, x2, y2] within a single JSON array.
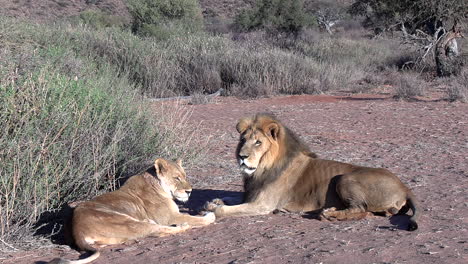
[[179, 222, 190, 230], [203, 212, 216, 223]]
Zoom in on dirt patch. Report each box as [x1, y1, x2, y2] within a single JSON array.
[[4, 94, 468, 264]]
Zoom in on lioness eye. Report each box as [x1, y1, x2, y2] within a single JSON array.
[[175, 177, 181, 182], [255, 140, 262, 146]]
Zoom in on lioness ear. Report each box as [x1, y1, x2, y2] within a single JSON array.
[[265, 122, 280, 140], [176, 159, 182, 167], [236, 117, 251, 134], [154, 158, 168, 175]]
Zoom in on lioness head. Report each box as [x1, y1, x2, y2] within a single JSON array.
[[154, 158, 192, 202], [236, 115, 283, 175]]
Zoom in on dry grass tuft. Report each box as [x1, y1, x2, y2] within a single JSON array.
[[444, 69, 468, 102], [393, 73, 426, 100]]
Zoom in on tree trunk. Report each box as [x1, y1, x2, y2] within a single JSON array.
[[435, 28, 463, 77]]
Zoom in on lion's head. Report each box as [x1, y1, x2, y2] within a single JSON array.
[[236, 115, 282, 175], [236, 114, 316, 176], [154, 158, 192, 203], [235, 114, 316, 202]]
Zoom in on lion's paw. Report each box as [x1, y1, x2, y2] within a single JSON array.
[[319, 207, 338, 221], [203, 198, 225, 212], [212, 198, 225, 206], [203, 202, 217, 212]]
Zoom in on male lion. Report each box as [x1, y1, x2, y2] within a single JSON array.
[[50, 158, 215, 264], [205, 114, 419, 231]]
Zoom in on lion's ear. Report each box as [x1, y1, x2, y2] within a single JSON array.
[[236, 117, 251, 134], [154, 158, 168, 175], [265, 122, 280, 140], [176, 159, 183, 167]]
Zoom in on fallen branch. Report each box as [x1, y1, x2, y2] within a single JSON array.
[[147, 88, 224, 102]]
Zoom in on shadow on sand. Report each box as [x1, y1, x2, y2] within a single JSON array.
[[387, 214, 413, 230], [373, 214, 413, 231], [302, 209, 414, 231], [33, 203, 74, 247], [183, 189, 243, 214]]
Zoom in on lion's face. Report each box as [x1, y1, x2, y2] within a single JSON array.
[[237, 131, 272, 175], [236, 116, 281, 175], [155, 159, 192, 202]]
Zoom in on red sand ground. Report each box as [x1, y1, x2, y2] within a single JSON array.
[[4, 94, 468, 264]]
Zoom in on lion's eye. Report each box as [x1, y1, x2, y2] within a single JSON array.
[[175, 177, 181, 182], [255, 140, 262, 146]]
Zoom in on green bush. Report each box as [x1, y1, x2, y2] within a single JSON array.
[[0, 66, 154, 244], [234, 0, 313, 35], [74, 9, 128, 29], [0, 17, 202, 247], [127, 0, 203, 36]]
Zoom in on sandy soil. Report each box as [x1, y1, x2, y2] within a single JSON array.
[[4, 94, 468, 264]]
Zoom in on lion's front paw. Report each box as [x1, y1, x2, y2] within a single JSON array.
[[212, 198, 225, 206], [203, 198, 225, 212], [203, 202, 217, 212]]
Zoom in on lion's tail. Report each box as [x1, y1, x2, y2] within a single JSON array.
[[406, 190, 420, 231], [48, 236, 100, 264]]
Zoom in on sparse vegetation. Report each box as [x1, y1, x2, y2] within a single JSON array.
[[14, 21, 395, 98], [444, 69, 468, 102], [349, 0, 467, 76], [0, 17, 202, 248], [72, 9, 128, 29], [393, 72, 426, 99]]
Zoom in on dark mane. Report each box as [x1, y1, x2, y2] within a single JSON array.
[[243, 114, 317, 202]]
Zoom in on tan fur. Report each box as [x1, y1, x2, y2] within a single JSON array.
[[49, 158, 215, 264], [206, 114, 419, 231]]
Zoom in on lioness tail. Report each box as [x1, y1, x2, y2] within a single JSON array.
[[48, 251, 100, 264], [48, 236, 100, 264]]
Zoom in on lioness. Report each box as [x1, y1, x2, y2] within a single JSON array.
[[205, 114, 419, 231], [50, 158, 215, 264]]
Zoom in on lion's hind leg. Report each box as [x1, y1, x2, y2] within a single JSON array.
[[320, 174, 375, 221]]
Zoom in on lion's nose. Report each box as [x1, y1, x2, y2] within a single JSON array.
[[239, 154, 249, 160]]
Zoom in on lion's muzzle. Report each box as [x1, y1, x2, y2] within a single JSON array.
[[239, 159, 257, 175], [174, 189, 191, 203]]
